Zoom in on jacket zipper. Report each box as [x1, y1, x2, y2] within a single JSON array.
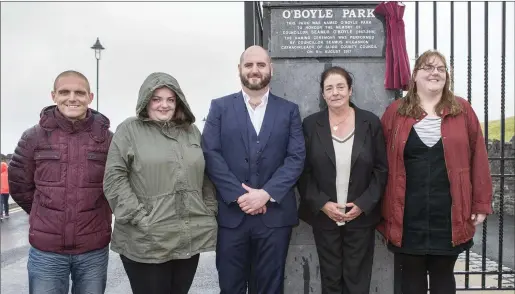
[[392, 124, 400, 151], [391, 123, 401, 245]]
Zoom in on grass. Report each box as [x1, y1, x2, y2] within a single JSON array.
[[480, 116, 514, 142]]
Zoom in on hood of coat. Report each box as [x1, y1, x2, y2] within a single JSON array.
[[136, 72, 195, 124], [38, 105, 111, 143]]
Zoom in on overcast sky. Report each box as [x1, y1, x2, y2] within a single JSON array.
[[1, 1, 514, 154], [1, 2, 244, 154], [402, 1, 514, 128]]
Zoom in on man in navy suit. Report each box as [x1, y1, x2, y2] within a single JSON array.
[[201, 45, 306, 294]]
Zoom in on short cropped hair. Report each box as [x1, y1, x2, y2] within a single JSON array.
[[53, 70, 91, 92]]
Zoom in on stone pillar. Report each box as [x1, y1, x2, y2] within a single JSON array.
[[262, 2, 397, 293]]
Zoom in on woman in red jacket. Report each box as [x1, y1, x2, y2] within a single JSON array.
[[1, 161, 9, 219], [379, 50, 493, 294]]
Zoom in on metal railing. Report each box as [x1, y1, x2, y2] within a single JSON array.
[[411, 2, 513, 291], [245, 1, 514, 291]]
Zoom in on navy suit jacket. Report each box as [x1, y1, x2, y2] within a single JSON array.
[[201, 91, 306, 229]]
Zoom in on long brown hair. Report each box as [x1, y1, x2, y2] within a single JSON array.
[[172, 99, 193, 127], [398, 50, 462, 118]]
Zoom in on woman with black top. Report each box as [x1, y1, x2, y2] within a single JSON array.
[[379, 50, 493, 294], [299, 66, 388, 294]]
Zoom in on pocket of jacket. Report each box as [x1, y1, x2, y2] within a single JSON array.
[[459, 169, 472, 220], [34, 150, 62, 182], [34, 204, 64, 234], [86, 152, 108, 183], [137, 214, 152, 230], [196, 197, 216, 217], [181, 191, 212, 217]]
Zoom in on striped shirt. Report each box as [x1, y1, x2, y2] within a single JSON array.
[[414, 117, 442, 147]]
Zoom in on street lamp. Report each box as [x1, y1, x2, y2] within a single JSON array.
[[91, 37, 105, 111]]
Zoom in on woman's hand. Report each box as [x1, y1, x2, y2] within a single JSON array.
[[471, 213, 486, 226], [321, 202, 346, 223], [343, 202, 363, 222]]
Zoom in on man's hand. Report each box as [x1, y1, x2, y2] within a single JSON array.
[[342, 202, 362, 222], [249, 206, 267, 215], [237, 183, 271, 214], [471, 213, 486, 226], [321, 202, 346, 223]]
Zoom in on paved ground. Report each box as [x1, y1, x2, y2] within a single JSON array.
[[470, 213, 515, 270], [0, 208, 219, 294], [1, 206, 514, 293]]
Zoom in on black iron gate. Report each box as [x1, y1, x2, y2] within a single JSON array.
[[245, 1, 514, 291]]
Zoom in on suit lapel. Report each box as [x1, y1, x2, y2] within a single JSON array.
[[257, 94, 278, 155], [233, 92, 249, 155], [316, 109, 336, 167], [350, 106, 369, 170]]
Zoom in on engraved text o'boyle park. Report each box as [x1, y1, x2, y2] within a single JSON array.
[[271, 8, 385, 58]]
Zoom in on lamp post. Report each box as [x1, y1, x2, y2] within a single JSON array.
[[91, 38, 105, 111]]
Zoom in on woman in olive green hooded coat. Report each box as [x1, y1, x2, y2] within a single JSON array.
[[103, 72, 217, 294]]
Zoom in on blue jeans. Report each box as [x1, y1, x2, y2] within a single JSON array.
[[28, 246, 109, 294], [1, 193, 9, 216]]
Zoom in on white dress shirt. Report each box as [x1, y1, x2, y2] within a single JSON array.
[[242, 89, 269, 135], [241, 89, 276, 202]]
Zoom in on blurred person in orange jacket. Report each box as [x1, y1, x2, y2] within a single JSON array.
[[1, 161, 10, 219]]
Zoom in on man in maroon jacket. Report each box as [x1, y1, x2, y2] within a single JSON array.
[[8, 70, 113, 294]]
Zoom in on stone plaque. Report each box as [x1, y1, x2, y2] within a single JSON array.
[[270, 7, 385, 58], [263, 2, 396, 293]]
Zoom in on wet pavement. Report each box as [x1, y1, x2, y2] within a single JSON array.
[[1, 207, 513, 293], [471, 213, 515, 271], [0, 209, 219, 294]]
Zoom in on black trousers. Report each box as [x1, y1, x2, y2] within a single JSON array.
[[120, 254, 200, 294], [396, 253, 459, 294], [313, 225, 375, 294], [1, 194, 9, 216]]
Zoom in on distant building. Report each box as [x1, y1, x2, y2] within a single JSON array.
[[0, 153, 13, 162]]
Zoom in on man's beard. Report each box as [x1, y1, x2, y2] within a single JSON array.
[[240, 72, 271, 90]]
